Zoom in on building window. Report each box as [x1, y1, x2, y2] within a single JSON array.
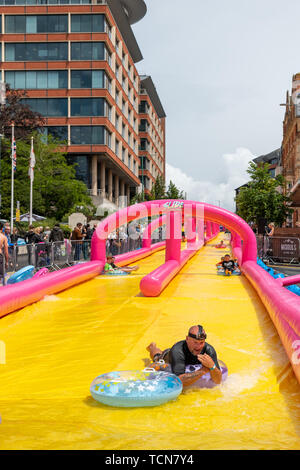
[[139, 100, 149, 114], [41, 126, 68, 142], [71, 126, 106, 145], [5, 15, 68, 33], [23, 98, 68, 116], [122, 147, 126, 162], [5, 43, 68, 61], [68, 154, 90, 188], [5, 70, 68, 89], [71, 70, 107, 89], [139, 119, 148, 132], [140, 138, 149, 151], [71, 42, 109, 61], [71, 98, 105, 116], [71, 14, 105, 33]]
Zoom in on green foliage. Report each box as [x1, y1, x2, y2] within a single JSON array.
[[130, 176, 185, 204], [236, 162, 293, 226], [165, 180, 185, 199], [0, 133, 93, 221]]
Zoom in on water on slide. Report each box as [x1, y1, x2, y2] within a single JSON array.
[[0, 235, 300, 450]]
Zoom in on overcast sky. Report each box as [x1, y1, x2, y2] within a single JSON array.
[[132, 0, 299, 210]]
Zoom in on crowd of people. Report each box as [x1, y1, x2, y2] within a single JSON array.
[[0, 220, 150, 275]]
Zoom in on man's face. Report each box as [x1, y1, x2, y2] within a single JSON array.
[[224, 256, 230, 261], [186, 336, 206, 356]]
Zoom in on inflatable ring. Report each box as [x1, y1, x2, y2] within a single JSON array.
[[7, 265, 35, 284], [105, 270, 129, 276], [90, 369, 183, 407], [217, 270, 241, 276], [185, 360, 228, 389], [149, 360, 228, 389]]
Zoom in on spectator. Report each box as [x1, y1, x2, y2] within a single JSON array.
[[10, 227, 20, 269], [0, 223, 9, 282], [44, 226, 51, 242], [71, 223, 83, 261], [109, 228, 122, 256], [49, 223, 64, 261], [24, 224, 36, 265]]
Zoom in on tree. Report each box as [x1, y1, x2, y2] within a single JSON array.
[[165, 180, 185, 199], [0, 85, 45, 139], [235, 162, 293, 226], [149, 174, 166, 200], [130, 175, 185, 204], [0, 133, 93, 221]]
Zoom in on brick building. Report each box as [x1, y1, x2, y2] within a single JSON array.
[[281, 73, 300, 225], [0, 0, 166, 212]]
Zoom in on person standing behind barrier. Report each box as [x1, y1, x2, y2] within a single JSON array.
[[0, 222, 9, 283], [71, 223, 83, 261], [24, 225, 36, 265], [109, 229, 122, 256], [82, 225, 89, 261], [49, 223, 64, 260], [10, 227, 19, 269], [265, 222, 275, 257]]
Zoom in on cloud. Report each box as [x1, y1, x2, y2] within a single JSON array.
[[166, 148, 254, 212]]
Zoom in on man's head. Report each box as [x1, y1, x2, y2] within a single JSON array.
[[77, 223, 82, 228], [186, 325, 207, 356], [55, 223, 60, 228], [224, 254, 231, 261], [107, 255, 115, 264]]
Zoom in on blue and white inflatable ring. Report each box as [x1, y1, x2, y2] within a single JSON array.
[[90, 369, 183, 407]]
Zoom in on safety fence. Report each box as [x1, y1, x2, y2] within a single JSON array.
[[256, 236, 300, 264], [0, 229, 166, 285]]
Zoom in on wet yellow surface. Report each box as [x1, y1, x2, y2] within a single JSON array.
[[0, 236, 300, 450]]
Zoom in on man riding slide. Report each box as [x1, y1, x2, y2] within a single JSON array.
[[147, 325, 222, 387]]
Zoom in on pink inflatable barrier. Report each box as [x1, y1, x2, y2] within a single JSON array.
[[0, 261, 103, 319]]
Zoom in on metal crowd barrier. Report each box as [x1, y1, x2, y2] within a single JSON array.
[[257, 235, 300, 264], [4, 233, 153, 279]]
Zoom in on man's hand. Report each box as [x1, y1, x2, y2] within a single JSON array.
[[197, 353, 215, 369]]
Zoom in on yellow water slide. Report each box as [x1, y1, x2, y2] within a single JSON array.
[[0, 236, 300, 450]]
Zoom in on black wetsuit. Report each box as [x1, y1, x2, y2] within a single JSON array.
[[169, 340, 220, 376], [222, 260, 235, 272]]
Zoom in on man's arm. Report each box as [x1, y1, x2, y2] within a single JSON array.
[[197, 353, 222, 384], [178, 367, 210, 387]]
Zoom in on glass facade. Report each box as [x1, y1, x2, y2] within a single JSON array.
[[71, 14, 105, 33], [42, 126, 68, 142], [23, 98, 68, 116], [71, 70, 106, 89], [68, 155, 91, 188], [71, 42, 108, 61], [71, 126, 105, 145], [5, 15, 68, 33], [5, 43, 68, 61], [5, 70, 68, 89], [71, 98, 105, 117]]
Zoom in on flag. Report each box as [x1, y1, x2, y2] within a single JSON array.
[[11, 137, 16, 171], [28, 139, 35, 181]]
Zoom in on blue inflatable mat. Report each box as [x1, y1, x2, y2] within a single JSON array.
[[7, 265, 35, 284]]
